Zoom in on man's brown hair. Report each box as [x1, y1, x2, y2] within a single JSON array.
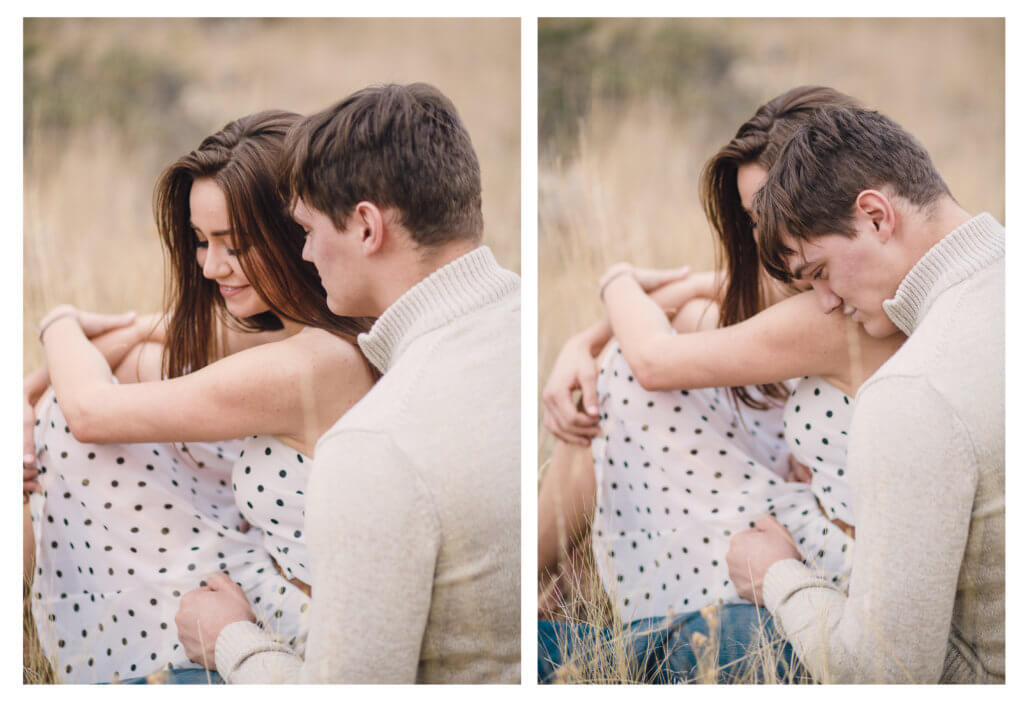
[[755, 106, 951, 282], [700, 86, 862, 411], [282, 82, 483, 247]]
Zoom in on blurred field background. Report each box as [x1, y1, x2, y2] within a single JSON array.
[[538, 17, 1004, 469], [22, 17, 519, 683], [24, 17, 520, 371]]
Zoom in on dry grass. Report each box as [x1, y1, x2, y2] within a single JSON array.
[[538, 17, 1004, 684], [23, 18, 519, 683], [541, 540, 810, 684]]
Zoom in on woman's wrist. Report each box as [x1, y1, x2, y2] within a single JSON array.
[[38, 305, 79, 344], [572, 324, 604, 357], [598, 264, 635, 301]]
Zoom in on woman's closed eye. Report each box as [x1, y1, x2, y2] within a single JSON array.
[[195, 239, 240, 256]]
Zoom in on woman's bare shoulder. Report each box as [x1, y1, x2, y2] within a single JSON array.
[[283, 327, 375, 384]]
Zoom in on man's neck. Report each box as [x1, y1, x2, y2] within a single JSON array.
[[902, 196, 973, 274], [374, 239, 481, 316]]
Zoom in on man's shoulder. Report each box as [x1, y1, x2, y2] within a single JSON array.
[[858, 260, 1004, 468], [316, 294, 519, 453], [873, 257, 1002, 386]]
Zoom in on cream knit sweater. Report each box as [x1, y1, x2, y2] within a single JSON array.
[[214, 246, 521, 683], [762, 213, 1005, 683]]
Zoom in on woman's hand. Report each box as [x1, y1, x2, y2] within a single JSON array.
[[39, 305, 137, 341], [599, 263, 691, 298], [542, 333, 602, 445], [785, 454, 813, 484], [76, 309, 138, 338], [23, 394, 39, 504]]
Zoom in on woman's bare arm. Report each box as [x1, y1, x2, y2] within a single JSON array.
[[602, 273, 903, 393], [40, 311, 373, 454], [541, 272, 722, 444], [25, 318, 151, 408], [570, 271, 722, 357]]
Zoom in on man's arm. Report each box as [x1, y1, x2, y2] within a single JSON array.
[[761, 377, 976, 683], [215, 430, 441, 683]]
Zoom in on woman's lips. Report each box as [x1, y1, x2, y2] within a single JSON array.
[[220, 284, 249, 298]]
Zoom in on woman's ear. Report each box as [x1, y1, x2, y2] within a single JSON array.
[[854, 189, 896, 244]]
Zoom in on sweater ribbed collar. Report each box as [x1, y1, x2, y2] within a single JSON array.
[[357, 246, 520, 374], [883, 213, 1005, 336]]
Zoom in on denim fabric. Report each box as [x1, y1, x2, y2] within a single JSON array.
[[538, 603, 805, 684], [109, 668, 225, 684]]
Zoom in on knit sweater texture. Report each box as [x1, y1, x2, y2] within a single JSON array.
[[214, 246, 521, 683], [762, 213, 1005, 683]]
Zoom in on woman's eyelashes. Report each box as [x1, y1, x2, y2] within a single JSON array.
[[194, 238, 239, 256]]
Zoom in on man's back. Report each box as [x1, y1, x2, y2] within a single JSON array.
[[761, 214, 1005, 684], [307, 246, 521, 682], [852, 214, 1004, 681]]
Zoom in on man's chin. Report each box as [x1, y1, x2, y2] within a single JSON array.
[[327, 296, 375, 319], [861, 315, 901, 339]]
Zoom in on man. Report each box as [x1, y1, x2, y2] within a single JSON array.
[[727, 105, 1004, 683], [174, 83, 521, 683]]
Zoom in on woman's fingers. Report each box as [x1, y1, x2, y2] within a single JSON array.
[[785, 454, 813, 483], [543, 408, 597, 446], [542, 386, 601, 444], [633, 265, 691, 291], [543, 411, 585, 446], [77, 310, 137, 338], [24, 394, 37, 477], [576, 366, 600, 419], [24, 466, 40, 503]]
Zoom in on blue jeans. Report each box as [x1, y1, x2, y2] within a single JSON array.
[[538, 603, 805, 684], [108, 668, 225, 684]]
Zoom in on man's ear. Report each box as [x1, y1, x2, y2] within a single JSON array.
[[854, 190, 896, 244], [352, 201, 386, 255]]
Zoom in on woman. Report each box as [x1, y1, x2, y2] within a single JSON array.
[[537, 87, 905, 678], [27, 110, 376, 683]]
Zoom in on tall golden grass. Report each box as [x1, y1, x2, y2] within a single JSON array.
[[538, 17, 1004, 683], [23, 18, 520, 683]]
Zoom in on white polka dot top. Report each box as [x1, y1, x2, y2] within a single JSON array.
[[783, 377, 855, 524], [232, 435, 312, 582]]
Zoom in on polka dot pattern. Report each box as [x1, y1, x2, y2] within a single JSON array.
[[783, 377, 856, 524], [28, 392, 311, 683], [591, 344, 855, 622], [232, 435, 312, 580]]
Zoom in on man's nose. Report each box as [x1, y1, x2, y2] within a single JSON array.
[[810, 280, 842, 313]]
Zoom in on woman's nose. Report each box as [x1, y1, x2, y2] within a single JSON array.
[[202, 245, 231, 279]]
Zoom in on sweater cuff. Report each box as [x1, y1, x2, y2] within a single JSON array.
[[215, 620, 295, 682], [762, 558, 828, 615]]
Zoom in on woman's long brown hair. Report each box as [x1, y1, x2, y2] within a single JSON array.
[[699, 86, 862, 410], [154, 110, 377, 379]]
